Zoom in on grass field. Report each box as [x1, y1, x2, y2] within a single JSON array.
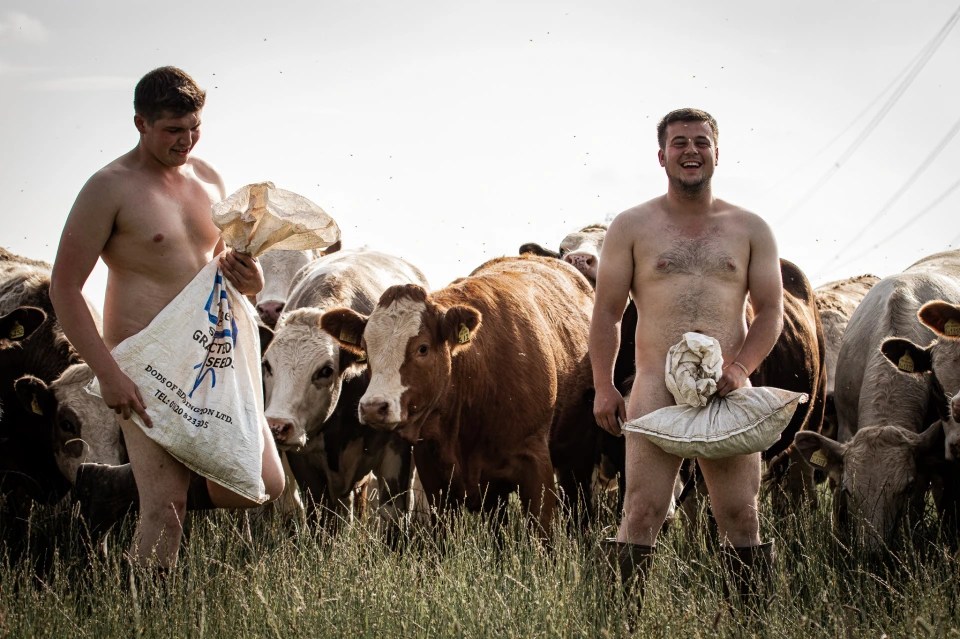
[[2, 485, 959, 638]]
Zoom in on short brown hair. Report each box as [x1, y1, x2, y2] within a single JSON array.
[[657, 108, 718, 150], [134, 66, 206, 122]]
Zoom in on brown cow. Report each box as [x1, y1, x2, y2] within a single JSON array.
[[320, 255, 597, 531], [814, 275, 880, 440]]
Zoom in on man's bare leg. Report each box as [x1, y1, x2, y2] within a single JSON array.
[[119, 418, 191, 569], [618, 433, 683, 545], [698, 452, 761, 547]]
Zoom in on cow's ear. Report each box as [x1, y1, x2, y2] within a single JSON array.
[[880, 337, 933, 374], [441, 305, 482, 355], [914, 420, 946, 470], [14, 375, 54, 418], [519, 243, 560, 259], [321, 308, 368, 358], [320, 240, 342, 256], [0, 306, 46, 343], [258, 324, 275, 355], [918, 301, 960, 339], [794, 431, 844, 484]]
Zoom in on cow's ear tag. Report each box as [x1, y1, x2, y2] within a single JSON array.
[[339, 328, 360, 346], [30, 395, 43, 416], [457, 323, 471, 345], [356, 352, 367, 363], [809, 450, 827, 468], [898, 352, 915, 373], [9, 321, 24, 339], [944, 318, 960, 337]]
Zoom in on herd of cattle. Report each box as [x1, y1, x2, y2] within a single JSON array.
[[2, 233, 960, 556]]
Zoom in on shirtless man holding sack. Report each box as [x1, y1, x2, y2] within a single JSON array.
[[51, 66, 285, 570], [590, 108, 783, 608]]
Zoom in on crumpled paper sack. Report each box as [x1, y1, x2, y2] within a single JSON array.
[[214, 182, 341, 257], [624, 332, 808, 459]]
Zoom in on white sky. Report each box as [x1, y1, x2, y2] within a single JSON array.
[[2, 1, 959, 313]]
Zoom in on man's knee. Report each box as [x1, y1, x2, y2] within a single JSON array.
[[713, 500, 760, 538], [141, 498, 188, 531], [623, 492, 672, 534]]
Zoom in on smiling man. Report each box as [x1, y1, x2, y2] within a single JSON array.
[[51, 66, 285, 570], [589, 108, 784, 611]]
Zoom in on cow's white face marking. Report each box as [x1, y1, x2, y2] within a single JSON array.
[[361, 296, 426, 425], [263, 323, 341, 449]]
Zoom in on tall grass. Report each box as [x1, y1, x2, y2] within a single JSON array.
[[2, 484, 960, 638]]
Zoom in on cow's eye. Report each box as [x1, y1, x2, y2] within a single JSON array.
[[313, 366, 334, 382], [417, 344, 428, 356], [262, 361, 273, 376], [59, 416, 78, 435]]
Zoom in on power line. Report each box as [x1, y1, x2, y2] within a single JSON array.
[[781, 4, 960, 220], [819, 113, 960, 271], [821, 174, 960, 276]]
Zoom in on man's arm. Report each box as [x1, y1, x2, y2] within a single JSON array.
[[590, 214, 635, 435], [716, 214, 784, 397], [50, 172, 153, 426]]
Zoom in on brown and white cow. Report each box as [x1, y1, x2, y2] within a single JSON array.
[[261, 248, 429, 530], [253, 241, 341, 328], [814, 274, 880, 440], [321, 255, 598, 532], [795, 250, 960, 552]]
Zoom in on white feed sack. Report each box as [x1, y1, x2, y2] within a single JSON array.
[[88, 183, 340, 502], [624, 332, 808, 459]]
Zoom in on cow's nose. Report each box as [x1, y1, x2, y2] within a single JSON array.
[[257, 300, 285, 328], [359, 398, 391, 426], [563, 252, 596, 271], [267, 417, 294, 444]]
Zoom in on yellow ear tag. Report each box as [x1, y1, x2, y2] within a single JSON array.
[[30, 395, 43, 416], [809, 450, 827, 468], [944, 318, 960, 337], [898, 352, 915, 373], [457, 323, 471, 345], [339, 328, 359, 346], [356, 352, 367, 363], [9, 321, 24, 339]]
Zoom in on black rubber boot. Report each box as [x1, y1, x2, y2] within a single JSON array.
[[720, 541, 776, 615], [602, 537, 655, 623]]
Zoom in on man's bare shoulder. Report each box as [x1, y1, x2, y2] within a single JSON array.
[[187, 157, 226, 198], [610, 196, 665, 230], [715, 199, 774, 233]]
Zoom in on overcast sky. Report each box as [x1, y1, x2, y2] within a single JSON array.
[[2, 1, 958, 311]]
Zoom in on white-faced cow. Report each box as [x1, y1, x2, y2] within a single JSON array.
[[261, 248, 429, 531], [814, 275, 880, 440], [254, 241, 341, 328], [795, 249, 960, 553], [321, 255, 598, 532]]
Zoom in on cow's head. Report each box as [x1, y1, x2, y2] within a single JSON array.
[[15, 363, 126, 484], [255, 249, 320, 328], [795, 423, 942, 554], [321, 284, 481, 441], [520, 224, 607, 285], [881, 300, 960, 458], [261, 308, 367, 450]]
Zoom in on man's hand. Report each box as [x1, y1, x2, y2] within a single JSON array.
[[99, 370, 154, 428], [220, 250, 264, 296], [593, 384, 626, 436], [716, 361, 750, 397]]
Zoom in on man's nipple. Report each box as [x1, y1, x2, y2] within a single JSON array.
[[153, 233, 164, 243]]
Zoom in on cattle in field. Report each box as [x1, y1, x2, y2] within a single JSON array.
[[794, 250, 960, 553], [814, 275, 880, 440], [520, 225, 634, 504], [0, 249, 91, 511], [254, 241, 341, 328], [321, 254, 598, 532], [261, 248, 429, 531]]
